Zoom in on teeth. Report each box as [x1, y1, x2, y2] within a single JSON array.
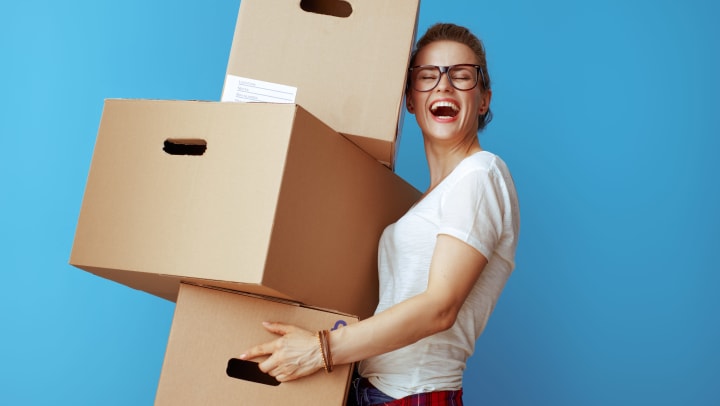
[[430, 100, 459, 113]]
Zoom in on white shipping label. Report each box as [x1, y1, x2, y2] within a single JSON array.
[[221, 75, 297, 103]]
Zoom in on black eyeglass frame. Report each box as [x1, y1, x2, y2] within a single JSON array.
[[408, 64, 487, 92]]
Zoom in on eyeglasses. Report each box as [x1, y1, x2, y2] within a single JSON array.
[[408, 64, 485, 92]]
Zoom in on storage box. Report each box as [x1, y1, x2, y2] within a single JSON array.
[[69, 99, 420, 319], [221, 0, 420, 168], [155, 283, 358, 406]]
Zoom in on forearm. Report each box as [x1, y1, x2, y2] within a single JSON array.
[[329, 291, 453, 366]]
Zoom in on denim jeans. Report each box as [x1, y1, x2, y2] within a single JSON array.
[[349, 377, 395, 406]]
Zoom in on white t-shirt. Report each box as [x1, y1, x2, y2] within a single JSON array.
[[358, 151, 520, 399]]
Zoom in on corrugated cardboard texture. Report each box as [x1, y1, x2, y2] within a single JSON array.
[[70, 99, 421, 319], [223, 0, 420, 167], [155, 283, 358, 406]]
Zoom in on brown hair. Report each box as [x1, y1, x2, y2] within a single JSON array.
[[409, 23, 493, 131]]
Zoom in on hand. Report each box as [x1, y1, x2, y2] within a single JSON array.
[[239, 322, 324, 382]]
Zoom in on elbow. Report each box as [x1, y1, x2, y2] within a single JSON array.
[[431, 307, 460, 333], [416, 292, 463, 334]]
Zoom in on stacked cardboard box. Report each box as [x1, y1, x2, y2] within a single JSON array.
[[221, 0, 420, 168], [70, 0, 420, 404], [154, 283, 359, 405]]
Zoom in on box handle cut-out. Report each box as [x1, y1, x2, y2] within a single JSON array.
[[300, 0, 352, 18], [226, 358, 281, 386], [163, 139, 207, 156]]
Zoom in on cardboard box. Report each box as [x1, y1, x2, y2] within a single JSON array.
[[70, 99, 420, 319], [221, 0, 420, 168], [155, 283, 358, 405]]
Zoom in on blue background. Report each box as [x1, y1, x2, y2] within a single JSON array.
[[2, 0, 718, 404]]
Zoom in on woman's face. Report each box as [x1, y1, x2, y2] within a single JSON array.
[[407, 40, 491, 144]]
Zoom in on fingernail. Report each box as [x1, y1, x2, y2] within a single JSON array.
[[238, 354, 246, 359]]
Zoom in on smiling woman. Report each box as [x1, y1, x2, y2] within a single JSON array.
[[237, 23, 520, 406], [407, 24, 493, 132]]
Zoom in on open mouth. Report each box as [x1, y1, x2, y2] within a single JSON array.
[[430, 100, 460, 119]]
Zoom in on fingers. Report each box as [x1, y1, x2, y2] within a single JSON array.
[[254, 352, 297, 382], [261, 321, 296, 336], [265, 364, 292, 382], [263, 361, 307, 383], [238, 342, 272, 361], [239, 322, 321, 382], [239, 321, 292, 360]]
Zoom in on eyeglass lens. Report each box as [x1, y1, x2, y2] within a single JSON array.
[[411, 65, 479, 92]]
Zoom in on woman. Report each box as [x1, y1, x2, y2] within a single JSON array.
[[238, 23, 520, 405]]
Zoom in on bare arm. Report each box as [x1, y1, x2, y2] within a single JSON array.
[[331, 234, 487, 363], [240, 234, 487, 381]]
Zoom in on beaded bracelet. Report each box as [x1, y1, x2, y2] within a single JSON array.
[[317, 329, 333, 373], [323, 330, 334, 373], [325, 330, 334, 372], [316, 331, 329, 372]]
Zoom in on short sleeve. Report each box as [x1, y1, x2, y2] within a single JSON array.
[[437, 167, 506, 261]]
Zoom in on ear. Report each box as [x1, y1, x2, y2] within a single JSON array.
[[478, 89, 492, 115], [406, 98, 415, 114]]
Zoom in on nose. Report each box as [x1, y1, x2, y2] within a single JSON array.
[[436, 71, 453, 91]]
